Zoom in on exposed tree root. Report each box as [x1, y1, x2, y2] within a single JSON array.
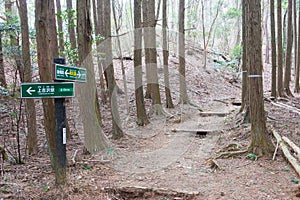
[[214, 149, 248, 159]]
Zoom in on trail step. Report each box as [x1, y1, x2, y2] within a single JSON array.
[[199, 112, 228, 117]]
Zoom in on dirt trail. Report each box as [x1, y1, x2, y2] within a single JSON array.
[[107, 101, 238, 192]]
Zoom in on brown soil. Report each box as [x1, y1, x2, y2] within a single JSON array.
[[1, 52, 300, 200]]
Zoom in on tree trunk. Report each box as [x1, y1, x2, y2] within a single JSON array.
[[247, 0, 274, 156], [0, 35, 6, 88], [103, 0, 124, 139], [296, 0, 300, 93], [48, 0, 59, 58], [112, 0, 130, 115], [143, 0, 152, 99], [201, 0, 207, 69], [284, 0, 293, 96], [56, 0, 65, 56], [76, 0, 108, 152], [270, 0, 277, 98], [178, 0, 189, 104], [35, 0, 56, 168], [5, 1, 23, 82], [293, 0, 297, 77], [66, 0, 77, 50], [240, 0, 250, 123], [162, 0, 174, 108], [96, 0, 108, 104], [144, 0, 164, 115], [277, 0, 285, 97], [19, 0, 37, 154], [134, 0, 149, 126], [264, 2, 270, 64]]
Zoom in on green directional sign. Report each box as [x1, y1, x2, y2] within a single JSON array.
[[21, 82, 75, 98], [55, 64, 87, 82]]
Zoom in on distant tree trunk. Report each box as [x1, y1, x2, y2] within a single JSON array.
[[35, 0, 56, 168], [103, 0, 124, 138], [76, 0, 108, 152], [247, 0, 274, 156], [96, 0, 107, 104], [201, 0, 207, 69], [112, 0, 130, 114], [270, 0, 277, 98], [240, 0, 250, 123], [134, 0, 149, 126], [178, 0, 189, 104], [296, 1, 300, 93], [143, 0, 152, 99], [5, 1, 23, 82], [56, 0, 65, 56], [235, 0, 241, 47], [48, 0, 59, 58], [265, 4, 270, 64], [284, 0, 293, 96], [162, 0, 174, 108], [66, 0, 77, 50], [277, 0, 284, 97], [293, 0, 297, 76], [18, 0, 38, 154], [144, 0, 165, 115], [0, 35, 6, 88]]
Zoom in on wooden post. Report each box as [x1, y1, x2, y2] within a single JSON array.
[[54, 58, 66, 185]]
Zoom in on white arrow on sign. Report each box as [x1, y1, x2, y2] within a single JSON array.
[[65, 69, 69, 77], [26, 87, 36, 95], [77, 70, 81, 78]]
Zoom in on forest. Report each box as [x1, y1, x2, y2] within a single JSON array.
[[0, 0, 300, 199]]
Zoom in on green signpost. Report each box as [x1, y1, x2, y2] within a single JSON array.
[[20, 82, 75, 98], [55, 64, 87, 82]]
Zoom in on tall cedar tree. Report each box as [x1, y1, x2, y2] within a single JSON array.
[[35, 0, 56, 168], [18, 0, 38, 154], [178, 0, 190, 104], [295, 0, 300, 93], [134, 0, 149, 126], [240, 0, 250, 123], [277, 0, 284, 97], [56, 0, 65, 55], [284, 0, 293, 96], [66, 0, 76, 50], [103, 0, 124, 139], [270, 0, 277, 98], [247, 0, 274, 156], [0, 35, 6, 87], [77, 0, 108, 152], [162, 0, 174, 108]]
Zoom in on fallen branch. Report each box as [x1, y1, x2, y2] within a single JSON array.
[[214, 149, 248, 159], [272, 129, 300, 177], [282, 136, 300, 161]]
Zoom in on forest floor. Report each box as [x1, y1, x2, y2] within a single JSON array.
[[1, 49, 300, 200]]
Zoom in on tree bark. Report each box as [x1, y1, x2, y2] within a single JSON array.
[[143, 0, 164, 115], [240, 0, 250, 123], [277, 0, 284, 97], [270, 0, 277, 98], [35, 0, 56, 168], [295, 0, 300, 93], [0, 35, 6, 88], [103, 0, 124, 138], [77, 0, 108, 152], [134, 0, 149, 126], [66, 0, 77, 50], [178, 0, 189, 104], [56, 0, 65, 56], [19, 0, 37, 154], [162, 0, 174, 108], [96, 0, 108, 104], [48, 0, 59, 58], [284, 0, 293, 96], [247, 0, 274, 156], [264, 2, 270, 64]]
